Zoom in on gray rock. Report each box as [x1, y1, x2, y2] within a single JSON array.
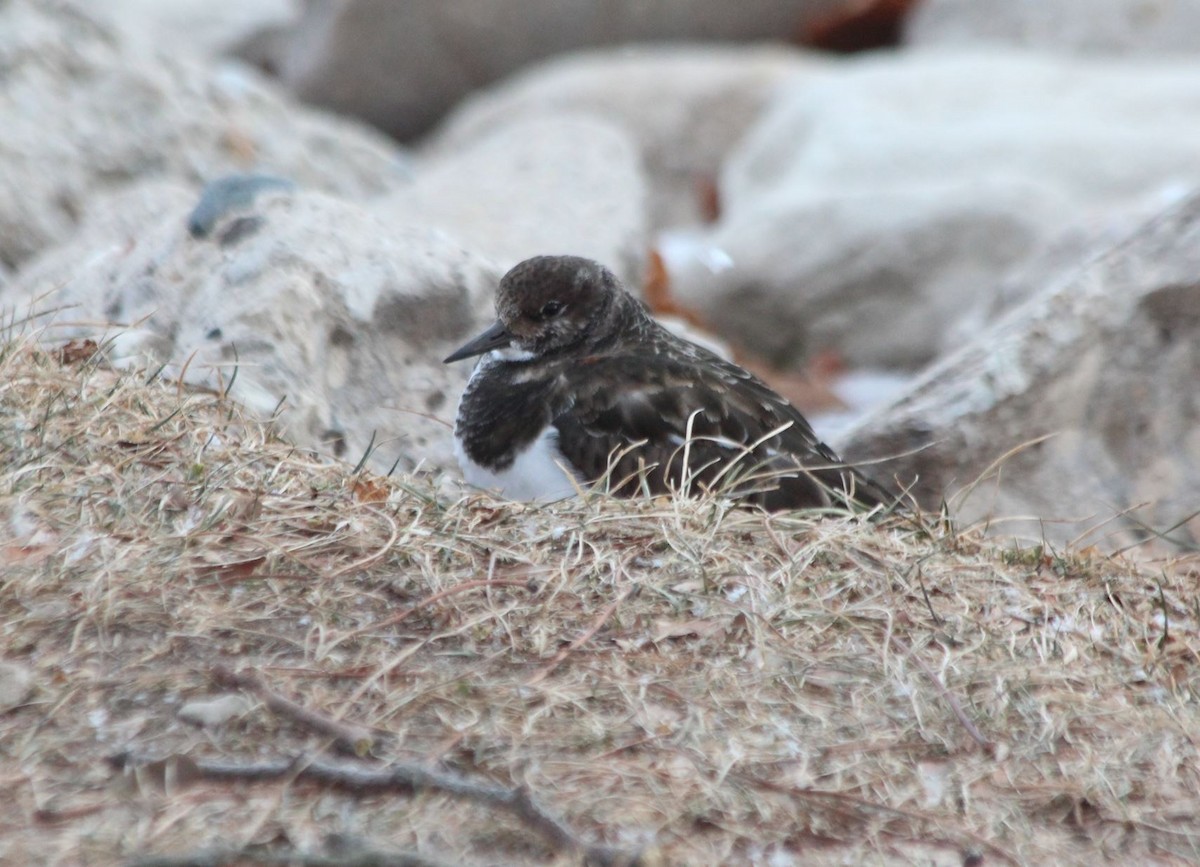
[[908, 0, 1200, 55], [273, 0, 846, 139], [0, 661, 33, 713], [673, 50, 1200, 370], [177, 693, 254, 728], [382, 115, 648, 285], [94, 0, 296, 58], [841, 191, 1200, 550], [944, 196, 1184, 348], [0, 0, 406, 270], [431, 44, 829, 230], [187, 173, 299, 238], [8, 181, 496, 475]]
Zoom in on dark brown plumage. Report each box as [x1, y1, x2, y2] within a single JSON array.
[[445, 255, 894, 511]]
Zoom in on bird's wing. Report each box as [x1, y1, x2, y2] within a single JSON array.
[[552, 350, 886, 509]]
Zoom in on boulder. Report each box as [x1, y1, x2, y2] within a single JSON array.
[[943, 191, 1188, 348], [671, 50, 1200, 370], [0, 0, 406, 270], [95, 0, 296, 58], [840, 191, 1200, 551], [0, 661, 33, 714], [381, 115, 648, 284], [7, 180, 496, 475], [908, 0, 1200, 55], [430, 44, 830, 229], [271, 0, 846, 139]]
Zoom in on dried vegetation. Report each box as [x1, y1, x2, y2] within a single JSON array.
[[1, 334, 1198, 866]]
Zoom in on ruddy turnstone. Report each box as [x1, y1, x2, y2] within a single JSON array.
[[444, 255, 893, 511]]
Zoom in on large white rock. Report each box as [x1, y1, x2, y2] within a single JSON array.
[[430, 44, 830, 229], [272, 0, 846, 139], [673, 50, 1200, 370], [841, 191, 1200, 550], [7, 181, 495, 475], [95, 0, 297, 58], [382, 115, 648, 285], [908, 0, 1200, 55], [0, 0, 406, 270]]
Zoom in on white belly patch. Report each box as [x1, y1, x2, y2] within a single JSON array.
[[453, 425, 582, 502]]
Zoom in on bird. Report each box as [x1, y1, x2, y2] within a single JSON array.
[[444, 255, 894, 511]]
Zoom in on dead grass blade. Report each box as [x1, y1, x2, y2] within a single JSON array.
[[3, 333, 1200, 865]]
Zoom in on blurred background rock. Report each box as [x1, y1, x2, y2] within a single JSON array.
[[2, 0, 1197, 549]]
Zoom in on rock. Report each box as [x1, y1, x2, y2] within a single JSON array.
[[186, 174, 298, 239], [272, 0, 846, 139], [672, 50, 1200, 370], [943, 195, 1183, 348], [431, 44, 829, 229], [0, 0, 406, 270], [908, 0, 1200, 55], [7, 181, 497, 475], [177, 693, 254, 728], [381, 115, 648, 285], [94, 0, 296, 58], [841, 191, 1200, 550], [0, 661, 34, 713]]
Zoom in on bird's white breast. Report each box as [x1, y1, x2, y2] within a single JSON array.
[[452, 348, 582, 502], [453, 424, 581, 502]]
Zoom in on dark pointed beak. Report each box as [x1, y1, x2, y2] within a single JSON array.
[[443, 319, 513, 363]]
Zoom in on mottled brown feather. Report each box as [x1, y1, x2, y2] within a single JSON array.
[[450, 255, 894, 511]]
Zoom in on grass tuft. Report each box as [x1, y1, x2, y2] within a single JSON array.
[[1, 334, 1198, 865]]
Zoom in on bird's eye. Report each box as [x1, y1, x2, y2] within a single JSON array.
[[540, 300, 565, 318]]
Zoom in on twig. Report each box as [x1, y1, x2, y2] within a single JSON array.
[[890, 636, 994, 753], [211, 666, 377, 755], [327, 507, 399, 578], [909, 560, 942, 627], [130, 843, 446, 867], [33, 802, 107, 824], [328, 577, 539, 650], [117, 754, 639, 867], [524, 587, 631, 686]]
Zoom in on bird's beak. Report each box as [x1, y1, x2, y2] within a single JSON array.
[[443, 319, 514, 363]]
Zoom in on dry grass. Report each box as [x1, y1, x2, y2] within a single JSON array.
[[2, 333, 1199, 866]]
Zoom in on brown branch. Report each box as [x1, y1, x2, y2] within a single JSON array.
[[211, 666, 378, 756], [889, 636, 995, 754], [132, 844, 446, 867], [524, 587, 631, 686], [33, 801, 107, 824], [117, 754, 640, 867]]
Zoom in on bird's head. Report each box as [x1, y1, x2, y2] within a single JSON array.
[[444, 255, 626, 364]]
